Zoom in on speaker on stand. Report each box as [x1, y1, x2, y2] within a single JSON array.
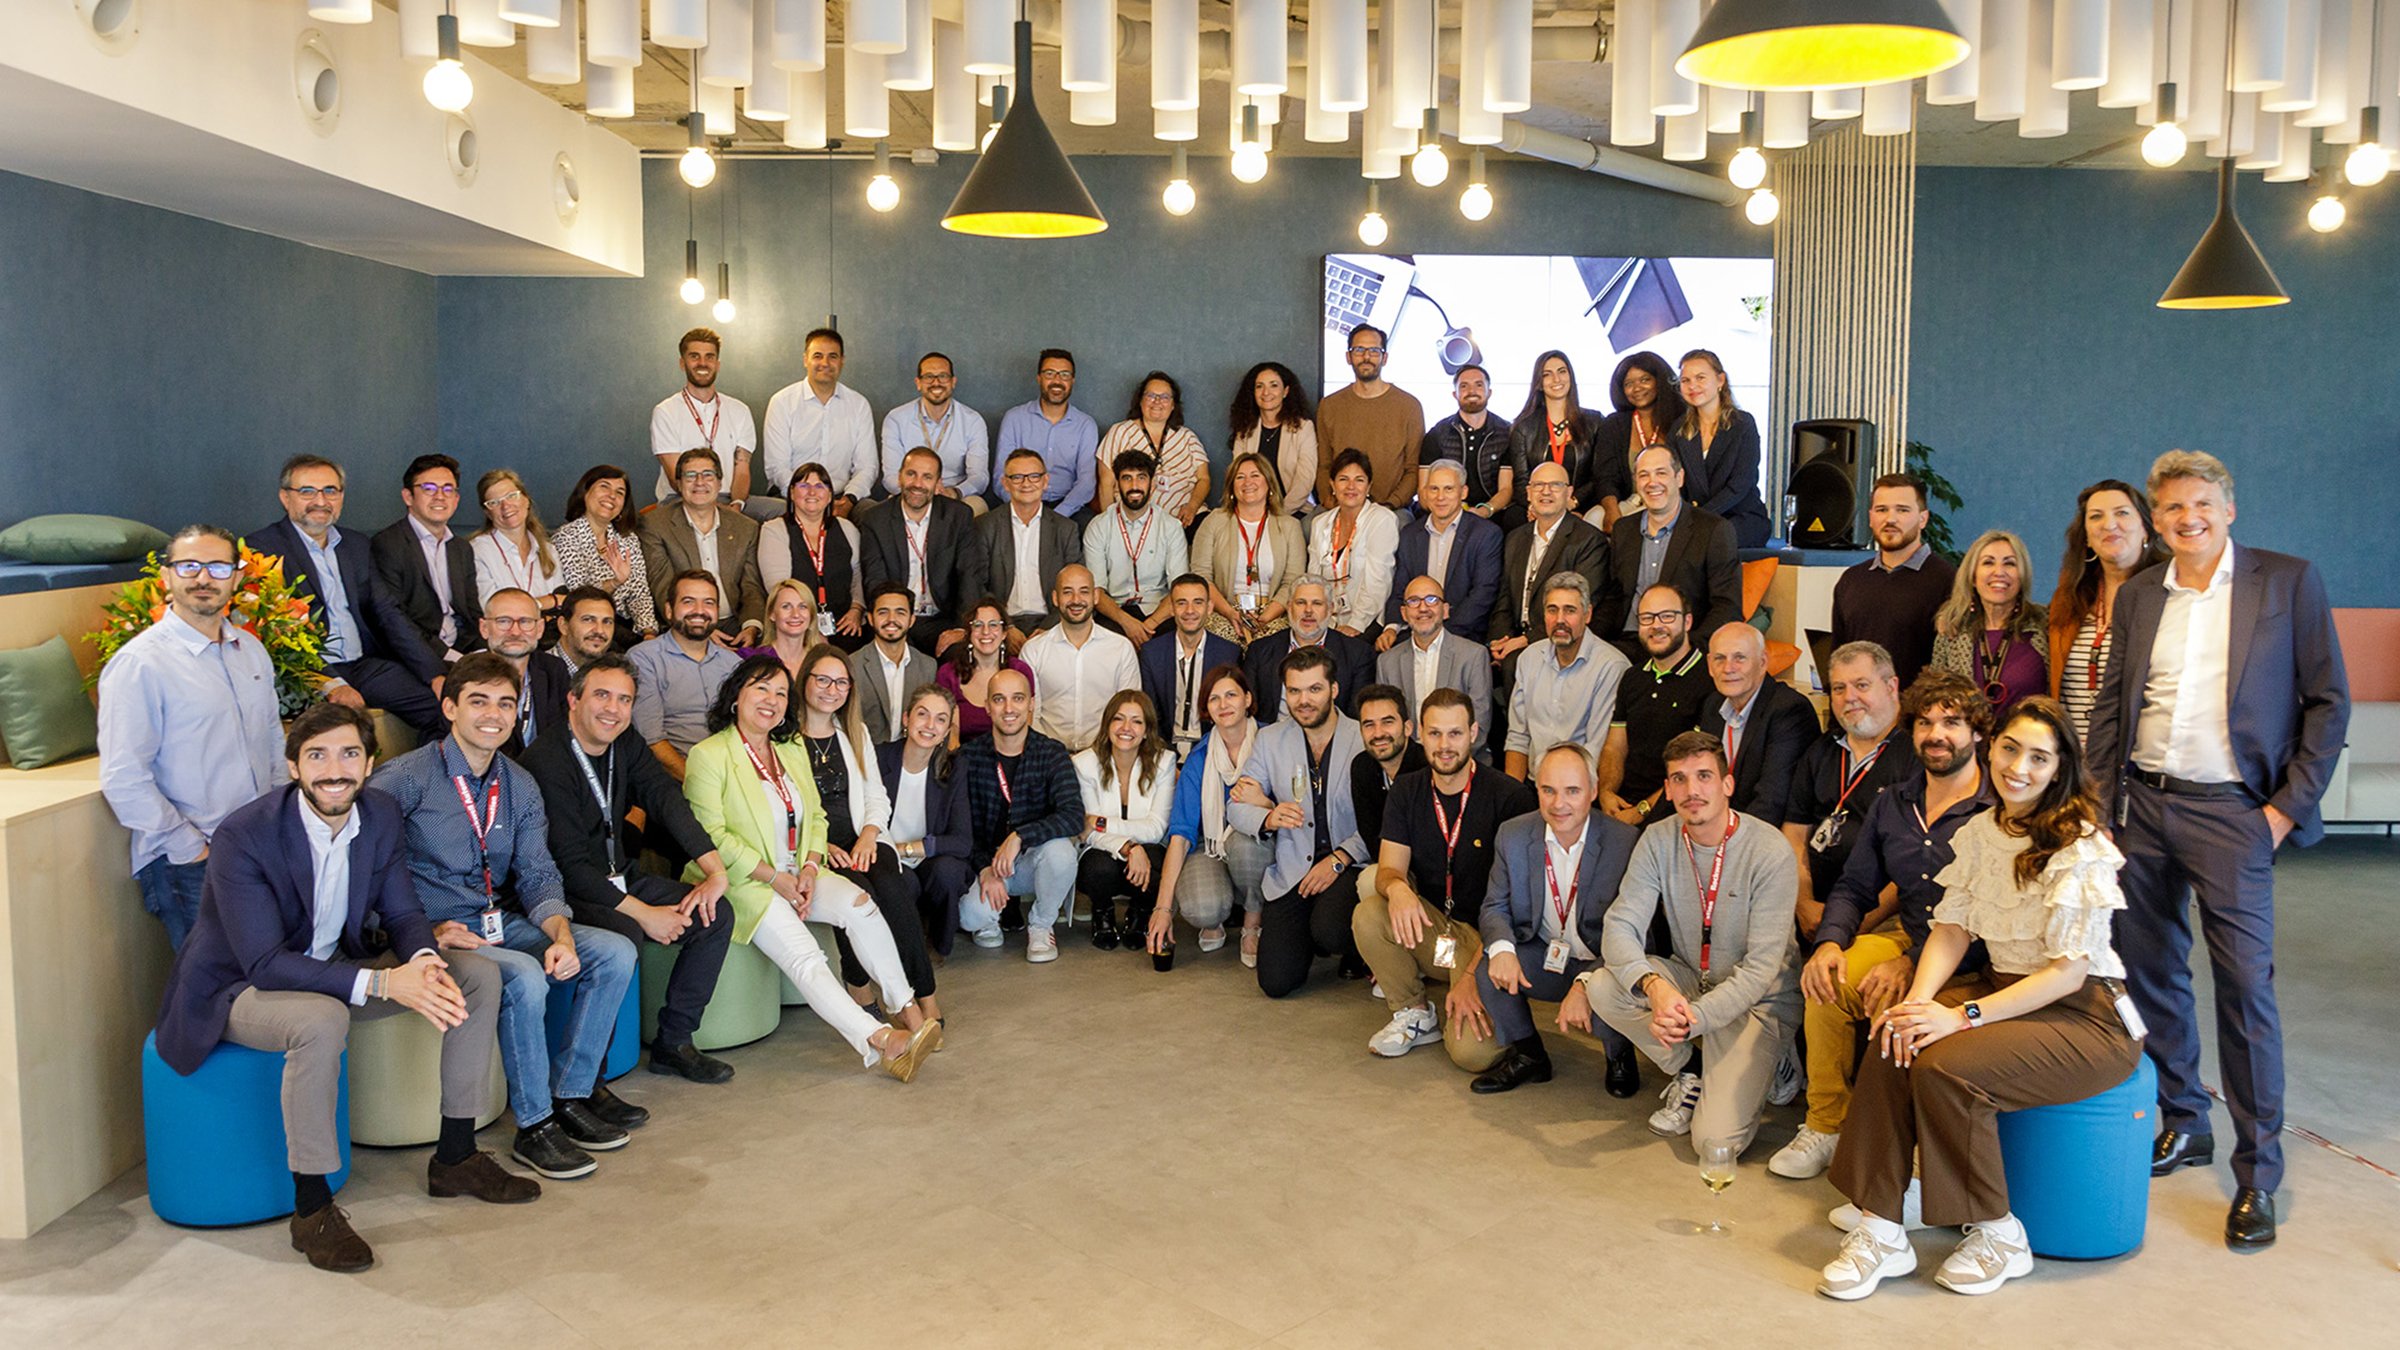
[[1784, 419, 1878, 549]]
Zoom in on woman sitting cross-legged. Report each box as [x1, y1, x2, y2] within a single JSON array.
[[1071, 690, 1177, 951], [1816, 695, 2142, 1301], [681, 654, 940, 1080]]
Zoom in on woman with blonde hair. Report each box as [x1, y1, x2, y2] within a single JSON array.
[[745, 577, 823, 678], [1192, 452, 1305, 644], [1932, 529, 2050, 718], [1672, 349, 1770, 548], [471, 468, 564, 616]]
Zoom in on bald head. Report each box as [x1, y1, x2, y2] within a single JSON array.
[[1525, 460, 1575, 523], [1052, 564, 1098, 628], [988, 667, 1034, 737]]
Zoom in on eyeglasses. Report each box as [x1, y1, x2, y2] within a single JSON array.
[[1037, 367, 1074, 379], [791, 478, 831, 493], [1140, 391, 1175, 404], [1348, 346, 1387, 357], [1637, 610, 1686, 626], [1403, 594, 1443, 607], [487, 615, 542, 630], [918, 372, 955, 383], [410, 482, 460, 497], [679, 469, 721, 483], [969, 618, 1007, 631], [483, 489, 525, 510], [286, 484, 344, 499], [808, 673, 852, 691], [1003, 471, 1046, 484], [169, 560, 239, 580]]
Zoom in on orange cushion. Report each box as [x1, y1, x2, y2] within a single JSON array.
[[1740, 557, 1778, 620], [2334, 609, 2400, 703], [1766, 640, 1800, 678]]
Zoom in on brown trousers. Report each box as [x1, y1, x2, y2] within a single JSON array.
[[1828, 978, 2142, 1227]]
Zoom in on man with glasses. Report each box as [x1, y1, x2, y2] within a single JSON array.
[[1375, 575, 1494, 745], [98, 524, 288, 950], [995, 347, 1099, 518], [964, 448, 1083, 648], [371, 453, 483, 665], [1492, 462, 1608, 666], [1245, 576, 1375, 724], [251, 453, 447, 739], [859, 446, 974, 655], [1377, 461, 1503, 651], [639, 448, 766, 648], [478, 588, 572, 759], [880, 351, 989, 512], [1420, 363, 1515, 521], [649, 326, 754, 508], [1313, 323, 1427, 512], [760, 326, 876, 518], [1598, 584, 1714, 826]]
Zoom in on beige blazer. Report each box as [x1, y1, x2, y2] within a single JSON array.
[[1192, 509, 1306, 615], [1228, 419, 1320, 512]]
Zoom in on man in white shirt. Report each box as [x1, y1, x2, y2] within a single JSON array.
[[879, 351, 989, 508], [1020, 565, 1141, 753], [1505, 573, 1633, 779], [760, 326, 876, 517], [649, 326, 755, 506], [1084, 449, 1190, 645], [1138, 575, 1239, 761]]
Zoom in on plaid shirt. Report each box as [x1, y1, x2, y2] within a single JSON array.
[[955, 731, 1083, 870]]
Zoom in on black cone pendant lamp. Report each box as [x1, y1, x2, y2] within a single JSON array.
[[2158, 159, 2290, 310], [942, 13, 1106, 238], [1676, 0, 1970, 91]]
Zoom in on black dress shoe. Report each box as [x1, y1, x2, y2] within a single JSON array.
[[1604, 1047, 1642, 1099], [1090, 911, 1120, 951], [1471, 1047, 1556, 1095], [2226, 1187, 2277, 1250], [2151, 1128, 2216, 1178], [648, 1040, 735, 1084], [551, 1098, 629, 1152], [510, 1121, 597, 1180], [1337, 955, 1372, 980], [584, 1083, 650, 1130]]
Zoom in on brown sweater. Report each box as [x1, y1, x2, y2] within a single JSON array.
[[1314, 384, 1428, 510]]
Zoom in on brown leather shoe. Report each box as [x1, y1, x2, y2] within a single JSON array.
[[428, 1150, 542, 1204], [289, 1204, 373, 1273]]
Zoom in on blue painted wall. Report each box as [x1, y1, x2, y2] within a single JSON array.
[[0, 170, 438, 543]]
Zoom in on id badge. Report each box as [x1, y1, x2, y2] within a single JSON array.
[[2113, 986, 2149, 1040], [1432, 934, 1458, 970], [1332, 591, 1352, 617], [816, 610, 837, 636], [1808, 811, 1846, 854], [607, 872, 629, 894], [477, 906, 506, 944], [916, 593, 938, 617], [1543, 938, 1571, 974], [1238, 590, 1259, 612]]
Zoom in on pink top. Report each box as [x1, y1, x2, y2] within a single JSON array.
[[937, 658, 1035, 742]]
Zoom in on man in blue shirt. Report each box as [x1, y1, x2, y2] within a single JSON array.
[[367, 653, 641, 1183], [994, 347, 1099, 518]]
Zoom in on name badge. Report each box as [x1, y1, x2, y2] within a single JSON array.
[[477, 906, 506, 944], [1432, 934, 1458, 970], [1808, 810, 1847, 854], [1238, 591, 1259, 612], [1332, 592, 1352, 616], [607, 873, 629, 894], [2113, 987, 2149, 1040], [816, 610, 837, 636], [916, 593, 938, 617], [1543, 938, 1571, 974]]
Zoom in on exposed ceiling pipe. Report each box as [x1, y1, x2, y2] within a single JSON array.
[[1440, 108, 1748, 205]]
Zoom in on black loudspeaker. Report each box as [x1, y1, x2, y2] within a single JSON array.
[[1786, 419, 1878, 549]]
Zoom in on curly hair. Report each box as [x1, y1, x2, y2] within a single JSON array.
[[1991, 697, 2104, 887]]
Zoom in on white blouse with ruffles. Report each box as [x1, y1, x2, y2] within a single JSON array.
[[1931, 813, 2127, 979]]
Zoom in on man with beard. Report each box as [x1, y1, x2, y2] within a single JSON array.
[[1084, 450, 1190, 644], [1376, 575, 1495, 743], [1780, 670, 1997, 1186], [994, 348, 1100, 518], [649, 326, 754, 506], [1698, 623, 1821, 828], [956, 669, 1085, 963], [153, 702, 535, 1273], [1019, 565, 1141, 754], [478, 587, 572, 758], [858, 446, 974, 655], [1419, 363, 1515, 521], [1228, 646, 1370, 997], [760, 327, 876, 516], [846, 586, 939, 744], [1245, 576, 1376, 723], [879, 351, 990, 508], [522, 655, 739, 1085], [963, 448, 1084, 645], [627, 571, 743, 781], [1829, 473, 1956, 689], [1345, 685, 1428, 890], [1599, 583, 1714, 826], [640, 448, 767, 648], [370, 453, 482, 664], [1358, 689, 1533, 1069], [549, 587, 618, 677], [99, 524, 287, 950], [1314, 323, 1427, 511], [1504, 574, 1632, 781], [1782, 642, 1915, 938], [1139, 574, 1239, 760]]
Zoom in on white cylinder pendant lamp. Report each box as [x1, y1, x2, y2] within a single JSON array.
[[2021, 0, 2071, 135], [886, 0, 935, 90], [964, 0, 1013, 75], [586, 61, 636, 115], [845, 43, 892, 136], [652, 0, 708, 47], [2258, 0, 2319, 113], [1151, 0, 1200, 109], [2096, 0, 2155, 107], [1653, 0, 1702, 117], [849, 0, 906, 55], [1235, 0, 1291, 97], [1613, 0, 1659, 145], [1363, 35, 1404, 175], [2231, 0, 2287, 92], [1319, 0, 1371, 112], [767, 0, 824, 71], [1813, 86, 1863, 118], [501, 0, 564, 25], [1072, 84, 1117, 125], [2181, 0, 2231, 144], [2235, 106, 2282, 166], [1662, 109, 1708, 159], [2224, 90, 2261, 161], [1155, 104, 1201, 141], [1926, 0, 1982, 104], [2264, 108, 2314, 178], [1392, 0, 1432, 121], [308, 0, 376, 24], [1976, 0, 2028, 122], [932, 20, 977, 148], [1707, 81, 1750, 134], [2295, 0, 2353, 130], [589, 0, 644, 66], [457, 0, 516, 47], [2049, 0, 2108, 90], [1487, 0, 1534, 113], [1062, 0, 1116, 92], [698, 0, 755, 87], [526, 1, 582, 83], [1862, 79, 1916, 133], [401, 0, 441, 59], [785, 69, 828, 146], [1762, 88, 1812, 146], [1458, 0, 1504, 144], [699, 77, 737, 132]]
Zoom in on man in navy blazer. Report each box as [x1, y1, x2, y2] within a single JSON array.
[[1379, 460, 1505, 645], [252, 454, 447, 738], [153, 704, 536, 1272], [1140, 574, 1239, 757], [2086, 452, 2349, 1252], [1247, 578, 1375, 724], [858, 448, 977, 655]]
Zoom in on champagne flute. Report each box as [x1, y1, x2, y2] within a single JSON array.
[[1695, 1137, 1738, 1237]]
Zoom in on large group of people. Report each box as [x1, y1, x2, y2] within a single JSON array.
[[96, 325, 2348, 1301]]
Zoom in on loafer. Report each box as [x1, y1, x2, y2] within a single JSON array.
[[289, 1204, 373, 1273], [1470, 1046, 1555, 1095], [1090, 912, 1120, 951], [648, 1039, 735, 1084], [428, 1150, 542, 1203], [2226, 1187, 2277, 1251], [583, 1083, 650, 1130], [2151, 1128, 2216, 1178], [1605, 1046, 1642, 1099], [512, 1121, 598, 1179]]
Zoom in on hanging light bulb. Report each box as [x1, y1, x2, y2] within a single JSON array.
[[1163, 144, 1196, 215], [423, 11, 475, 113], [1358, 182, 1389, 245], [1231, 100, 1269, 182], [1411, 106, 1449, 186], [1459, 149, 1493, 221], [1745, 187, 1780, 225], [678, 112, 717, 188], [679, 238, 705, 305], [867, 139, 901, 211], [1728, 145, 1767, 190], [711, 262, 736, 322], [2345, 109, 2388, 186], [2308, 192, 2347, 233], [2141, 82, 2187, 169]]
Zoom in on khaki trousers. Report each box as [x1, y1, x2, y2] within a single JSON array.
[[1801, 931, 1994, 1134], [1350, 889, 1505, 1074], [1596, 958, 1789, 1157]]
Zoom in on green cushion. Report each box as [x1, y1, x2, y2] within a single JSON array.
[[0, 636, 100, 769], [0, 513, 170, 564]]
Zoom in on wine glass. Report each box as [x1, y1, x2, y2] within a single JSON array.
[[1694, 1137, 1738, 1237]]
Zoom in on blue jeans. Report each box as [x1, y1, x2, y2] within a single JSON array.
[[956, 837, 1078, 935], [485, 914, 636, 1128], [136, 857, 207, 952]]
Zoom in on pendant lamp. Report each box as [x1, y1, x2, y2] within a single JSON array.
[[943, 14, 1106, 237], [1677, 0, 1970, 90], [2157, 159, 2289, 309]]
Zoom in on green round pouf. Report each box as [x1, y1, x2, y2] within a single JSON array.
[[641, 937, 781, 1051], [346, 1009, 508, 1147]]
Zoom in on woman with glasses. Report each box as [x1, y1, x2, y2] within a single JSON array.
[[1227, 361, 1319, 514], [936, 598, 1034, 744], [876, 685, 976, 960], [554, 465, 659, 643], [1306, 450, 1400, 638], [1096, 371, 1210, 530], [744, 578, 823, 679], [1192, 452, 1304, 645], [681, 656, 940, 1079], [1672, 349, 1771, 549], [1932, 530, 2049, 720], [470, 469, 564, 617], [1073, 691, 1178, 951], [757, 461, 867, 651], [1146, 665, 1271, 967], [1506, 351, 1604, 529]]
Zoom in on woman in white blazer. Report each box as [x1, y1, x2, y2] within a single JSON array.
[[1072, 690, 1178, 952], [1307, 449, 1401, 637], [797, 643, 942, 1029], [1226, 360, 1319, 514]]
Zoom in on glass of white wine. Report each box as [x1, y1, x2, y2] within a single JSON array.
[[1694, 1137, 1738, 1237]]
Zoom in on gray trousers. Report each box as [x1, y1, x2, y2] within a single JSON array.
[[1173, 831, 1273, 930], [223, 950, 502, 1174], [1596, 958, 1789, 1157]]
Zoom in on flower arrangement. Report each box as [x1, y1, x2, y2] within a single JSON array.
[[90, 543, 328, 716]]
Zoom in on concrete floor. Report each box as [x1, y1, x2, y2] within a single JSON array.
[[6, 837, 2399, 1348]]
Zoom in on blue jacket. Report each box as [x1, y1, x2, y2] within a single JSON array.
[[1139, 628, 1239, 736], [1384, 510, 1505, 641], [250, 517, 443, 682], [1672, 409, 1770, 549], [875, 738, 974, 862]]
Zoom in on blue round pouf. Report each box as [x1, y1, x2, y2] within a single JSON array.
[[544, 971, 642, 1082], [1995, 1055, 2157, 1260], [142, 1032, 350, 1228]]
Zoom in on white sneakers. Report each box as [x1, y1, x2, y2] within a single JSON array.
[[969, 929, 1004, 950], [1367, 1004, 1443, 1058], [1820, 1202, 2035, 1300], [1829, 1176, 1925, 1233], [1026, 929, 1058, 963], [1817, 1221, 1917, 1300], [1768, 1126, 1841, 1179], [1647, 1072, 1703, 1135], [1935, 1220, 2034, 1295]]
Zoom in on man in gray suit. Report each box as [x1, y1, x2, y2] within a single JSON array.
[[1227, 646, 1369, 1000], [963, 447, 1083, 648], [640, 448, 766, 646], [2087, 450, 2348, 1252], [1376, 574, 1495, 741], [846, 585, 937, 744], [1594, 729, 1801, 1153]]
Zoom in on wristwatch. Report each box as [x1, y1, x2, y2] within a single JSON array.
[[1962, 1001, 1985, 1029]]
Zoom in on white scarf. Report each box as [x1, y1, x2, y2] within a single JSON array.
[[1200, 717, 1256, 857]]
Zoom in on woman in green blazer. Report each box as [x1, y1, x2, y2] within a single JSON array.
[[683, 654, 940, 1080]]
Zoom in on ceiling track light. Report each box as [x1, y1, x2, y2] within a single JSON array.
[[2142, 81, 2188, 168], [679, 110, 717, 187], [1410, 104, 1449, 185], [1358, 181, 1389, 246], [424, 9, 474, 113], [868, 139, 901, 211], [1163, 144, 1196, 216], [1459, 147, 1493, 221], [680, 237, 704, 305]]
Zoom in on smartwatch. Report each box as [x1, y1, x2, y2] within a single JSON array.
[[1962, 1001, 1985, 1029]]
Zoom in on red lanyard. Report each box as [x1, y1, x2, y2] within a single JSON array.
[[2083, 609, 2109, 690], [1544, 833, 1578, 935], [741, 738, 801, 858], [449, 772, 503, 899], [801, 523, 830, 606], [994, 757, 1013, 806], [1237, 513, 1266, 588], [1631, 410, 1659, 448], [1683, 816, 1739, 972], [1429, 767, 1475, 910], [1830, 740, 1888, 815], [681, 389, 720, 446], [1327, 511, 1356, 581], [904, 514, 930, 591], [1115, 507, 1156, 606]]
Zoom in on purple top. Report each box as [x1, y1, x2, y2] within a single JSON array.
[[937, 658, 1035, 741], [1974, 628, 2049, 718]]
